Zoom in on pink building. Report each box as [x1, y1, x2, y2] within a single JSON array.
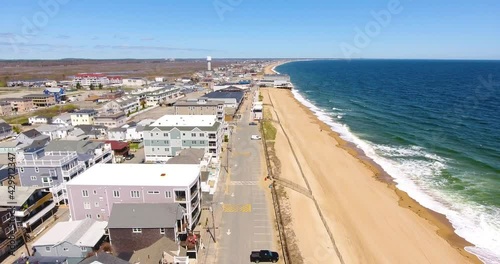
[[65, 163, 202, 229]]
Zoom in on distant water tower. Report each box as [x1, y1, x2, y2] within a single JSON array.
[[207, 56, 212, 71]]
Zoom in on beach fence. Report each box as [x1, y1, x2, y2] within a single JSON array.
[[260, 118, 291, 264]]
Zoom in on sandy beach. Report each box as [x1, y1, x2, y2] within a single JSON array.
[[262, 62, 481, 263]]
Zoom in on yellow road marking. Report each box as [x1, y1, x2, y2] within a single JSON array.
[[222, 203, 252, 213]]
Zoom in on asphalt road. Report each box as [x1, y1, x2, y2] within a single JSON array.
[[215, 89, 276, 264]]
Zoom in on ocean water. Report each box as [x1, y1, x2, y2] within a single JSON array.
[[276, 60, 500, 263]]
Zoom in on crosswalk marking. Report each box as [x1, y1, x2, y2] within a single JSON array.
[[222, 203, 252, 213], [230, 181, 258, 186]]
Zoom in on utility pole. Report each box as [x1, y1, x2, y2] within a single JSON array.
[[211, 206, 216, 243], [21, 227, 31, 256]]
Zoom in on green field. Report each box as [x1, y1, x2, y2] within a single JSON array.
[[4, 104, 79, 124]]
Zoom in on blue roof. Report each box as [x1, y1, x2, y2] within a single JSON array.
[[203, 91, 244, 103]]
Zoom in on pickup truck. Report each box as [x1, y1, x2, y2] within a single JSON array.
[[250, 250, 279, 263]]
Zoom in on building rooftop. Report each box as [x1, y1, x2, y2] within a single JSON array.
[[74, 109, 97, 114], [79, 252, 129, 264], [202, 91, 244, 103], [129, 237, 186, 264], [23, 94, 51, 98], [13, 256, 68, 264], [66, 163, 201, 187], [166, 148, 205, 165], [151, 115, 217, 127], [108, 203, 184, 229], [174, 99, 224, 106], [0, 186, 44, 206], [33, 218, 107, 247], [45, 140, 104, 154]]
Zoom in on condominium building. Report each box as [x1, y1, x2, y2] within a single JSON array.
[[102, 96, 140, 114], [16, 140, 113, 204], [66, 163, 202, 229], [174, 98, 225, 122], [94, 111, 127, 128], [71, 109, 97, 126], [143, 115, 223, 162], [73, 73, 110, 87], [22, 94, 56, 107], [129, 85, 182, 107]]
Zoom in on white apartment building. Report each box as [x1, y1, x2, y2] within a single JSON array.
[[122, 78, 148, 87], [71, 109, 97, 126], [73, 73, 110, 87], [65, 163, 202, 228], [143, 115, 223, 162]]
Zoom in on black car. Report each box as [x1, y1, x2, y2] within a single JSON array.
[[125, 154, 135, 160], [250, 250, 279, 263], [249, 122, 258, 126]]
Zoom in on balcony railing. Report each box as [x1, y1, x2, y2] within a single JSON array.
[[17, 152, 78, 167], [61, 163, 86, 177]]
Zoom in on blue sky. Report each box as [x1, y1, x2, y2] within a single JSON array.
[[1, 0, 499, 59]]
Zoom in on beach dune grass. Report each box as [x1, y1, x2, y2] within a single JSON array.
[[262, 108, 277, 140], [4, 104, 79, 124]]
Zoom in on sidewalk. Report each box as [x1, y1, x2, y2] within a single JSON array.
[[196, 144, 230, 264]]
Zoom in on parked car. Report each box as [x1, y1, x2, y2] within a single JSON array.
[[125, 154, 135, 160], [249, 122, 257, 126], [251, 135, 261, 140], [250, 250, 279, 263]]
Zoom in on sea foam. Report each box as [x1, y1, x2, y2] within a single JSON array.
[[290, 87, 500, 264]]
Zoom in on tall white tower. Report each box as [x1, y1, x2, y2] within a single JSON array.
[[207, 56, 212, 71]]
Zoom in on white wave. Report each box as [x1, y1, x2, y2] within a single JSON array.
[[290, 88, 500, 263]]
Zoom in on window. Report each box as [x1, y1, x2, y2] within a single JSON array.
[[113, 190, 120, 198], [45, 247, 51, 252], [63, 247, 69, 251], [84, 202, 91, 209], [165, 191, 172, 198], [1, 213, 10, 223], [131, 190, 140, 198], [85, 214, 92, 218], [93, 190, 97, 195], [31, 176, 37, 181], [150, 133, 153, 137], [163, 133, 169, 137], [132, 228, 142, 233], [81, 247, 87, 252], [147, 190, 160, 194], [191, 133, 196, 137], [192, 141, 197, 144], [19, 167, 24, 173], [96, 214, 101, 219], [94, 202, 99, 207], [200, 133, 204, 137], [82, 190, 89, 197], [34, 167, 39, 173], [5, 225, 14, 234], [160, 228, 165, 234]]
